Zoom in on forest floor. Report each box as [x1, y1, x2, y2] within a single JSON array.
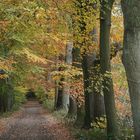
[[0, 101, 75, 140]]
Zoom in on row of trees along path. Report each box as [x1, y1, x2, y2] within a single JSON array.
[[0, 0, 140, 140]]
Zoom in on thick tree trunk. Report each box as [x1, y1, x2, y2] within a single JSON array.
[[121, 1, 140, 139], [62, 41, 73, 112], [100, 0, 119, 139]]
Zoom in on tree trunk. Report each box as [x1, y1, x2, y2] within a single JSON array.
[[55, 77, 63, 110], [82, 54, 93, 128], [54, 55, 59, 110], [100, 0, 119, 139], [68, 97, 77, 117], [62, 41, 73, 112], [0, 78, 14, 112], [54, 80, 59, 109], [72, 47, 84, 125], [82, 52, 106, 128], [93, 59, 105, 120], [93, 88, 105, 119], [91, 28, 105, 122], [55, 56, 64, 110], [121, 1, 140, 139]]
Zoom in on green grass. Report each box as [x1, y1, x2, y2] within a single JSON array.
[[43, 99, 55, 112]]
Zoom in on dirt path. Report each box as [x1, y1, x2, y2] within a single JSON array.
[[0, 101, 74, 140]]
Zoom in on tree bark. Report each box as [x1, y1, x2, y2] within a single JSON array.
[[121, 1, 140, 139], [100, 0, 119, 139]]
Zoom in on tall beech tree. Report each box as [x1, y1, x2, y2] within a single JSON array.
[[73, 0, 106, 128], [73, 0, 96, 128], [100, 0, 119, 139], [121, 0, 140, 139]]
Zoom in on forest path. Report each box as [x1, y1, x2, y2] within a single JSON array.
[[0, 101, 74, 140]]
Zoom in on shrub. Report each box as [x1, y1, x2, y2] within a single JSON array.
[[35, 87, 47, 103], [13, 86, 27, 108], [43, 99, 54, 111]]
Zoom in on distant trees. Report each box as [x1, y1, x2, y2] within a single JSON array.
[[0, 0, 51, 113]]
